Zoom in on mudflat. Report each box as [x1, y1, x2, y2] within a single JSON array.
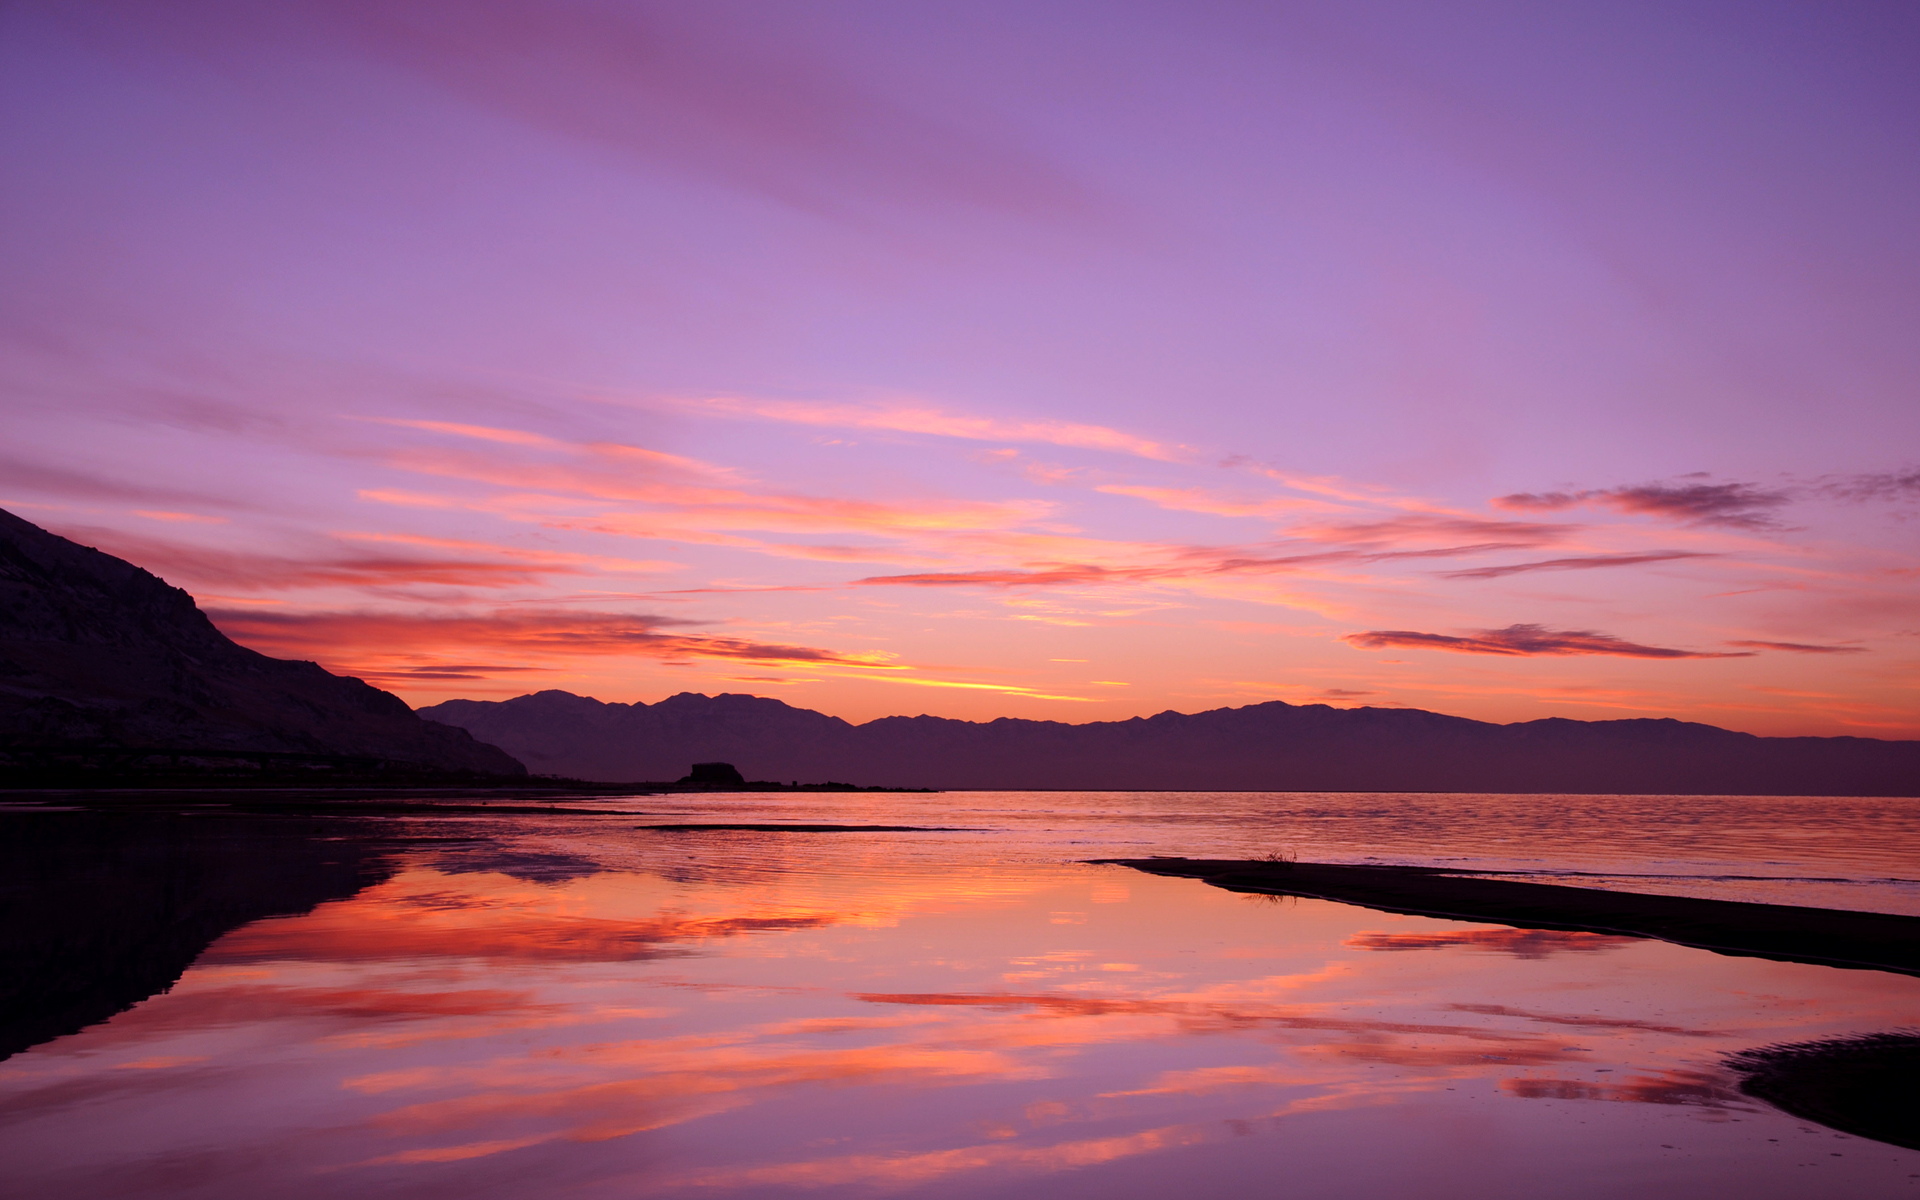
[[1099, 858, 1920, 976]]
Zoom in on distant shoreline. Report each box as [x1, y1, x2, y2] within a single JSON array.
[[0, 779, 938, 796], [1097, 857, 1920, 977], [0, 785, 936, 819]]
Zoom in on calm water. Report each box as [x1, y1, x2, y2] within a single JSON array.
[[3, 791, 1917, 1197], [565, 789, 1920, 914]]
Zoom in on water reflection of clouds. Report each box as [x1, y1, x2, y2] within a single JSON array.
[[1443, 1003, 1717, 1038], [1504, 1069, 1749, 1110], [854, 989, 1594, 1071], [662, 1120, 1224, 1191], [348, 1037, 1049, 1161], [0, 1062, 248, 1126], [201, 871, 846, 967], [8, 857, 1920, 1198], [1346, 928, 1639, 958]]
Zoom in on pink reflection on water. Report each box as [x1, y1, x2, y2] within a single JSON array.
[[1503, 1069, 1747, 1109], [1347, 928, 1640, 958], [2, 845, 1917, 1198]]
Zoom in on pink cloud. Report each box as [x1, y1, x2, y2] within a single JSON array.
[[354, 419, 1613, 606], [1289, 513, 1575, 548], [384, 444, 1049, 541], [849, 533, 1594, 594]]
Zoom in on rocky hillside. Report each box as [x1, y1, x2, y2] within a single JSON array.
[[0, 508, 523, 777], [421, 688, 1920, 795]]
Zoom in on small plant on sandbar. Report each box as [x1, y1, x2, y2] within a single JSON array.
[[1258, 848, 1298, 869]]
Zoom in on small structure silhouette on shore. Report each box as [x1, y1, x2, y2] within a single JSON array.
[[678, 762, 745, 785]]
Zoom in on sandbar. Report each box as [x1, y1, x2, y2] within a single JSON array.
[[1098, 858, 1920, 976]]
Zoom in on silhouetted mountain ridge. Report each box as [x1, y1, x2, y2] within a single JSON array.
[[421, 689, 1920, 795], [0, 508, 524, 777]]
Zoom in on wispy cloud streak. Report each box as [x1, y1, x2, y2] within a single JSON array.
[[1291, 515, 1575, 547], [1815, 467, 1920, 503], [59, 527, 674, 595], [304, 0, 1095, 221], [683, 396, 1189, 461], [1342, 624, 1753, 659], [1495, 481, 1790, 529], [208, 609, 889, 677], [1441, 552, 1715, 580], [1724, 640, 1866, 655]]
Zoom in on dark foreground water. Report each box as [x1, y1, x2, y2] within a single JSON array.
[[2, 791, 1917, 1197]]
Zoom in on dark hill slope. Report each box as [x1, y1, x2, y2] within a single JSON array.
[[420, 689, 1920, 795], [0, 508, 523, 776]]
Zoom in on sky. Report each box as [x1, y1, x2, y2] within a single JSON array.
[[3, 0, 1917, 737]]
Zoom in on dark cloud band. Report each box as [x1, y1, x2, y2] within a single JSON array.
[[1342, 623, 1753, 659], [1495, 481, 1790, 529]]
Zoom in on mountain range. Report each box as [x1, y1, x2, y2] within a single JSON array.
[[0, 508, 522, 778], [421, 688, 1920, 795], [6, 504, 1915, 795]]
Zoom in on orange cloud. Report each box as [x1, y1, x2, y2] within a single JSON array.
[[131, 509, 230, 524], [206, 608, 892, 682], [851, 675, 1097, 702]]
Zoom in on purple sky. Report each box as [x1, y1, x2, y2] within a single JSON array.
[[4, 1, 1917, 735]]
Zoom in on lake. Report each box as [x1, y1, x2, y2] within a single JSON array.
[[3, 790, 1917, 1197]]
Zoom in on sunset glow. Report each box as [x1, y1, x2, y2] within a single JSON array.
[[3, 2, 1916, 733]]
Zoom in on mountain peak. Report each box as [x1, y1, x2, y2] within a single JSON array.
[[0, 508, 525, 777], [419, 686, 1918, 794]]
